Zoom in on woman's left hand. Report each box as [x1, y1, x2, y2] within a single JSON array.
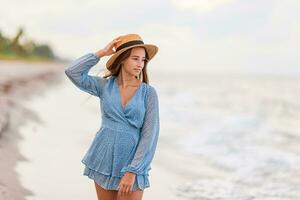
[[117, 172, 136, 196]]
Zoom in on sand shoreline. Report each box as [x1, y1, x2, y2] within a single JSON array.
[[0, 60, 65, 200]]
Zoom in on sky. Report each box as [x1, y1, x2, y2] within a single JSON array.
[[1, 0, 299, 75]]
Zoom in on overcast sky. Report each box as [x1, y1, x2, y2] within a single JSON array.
[[1, 0, 299, 75]]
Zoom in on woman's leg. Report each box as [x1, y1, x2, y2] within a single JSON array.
[[94, 181, 118, 200], [116, 189, 144, 200]]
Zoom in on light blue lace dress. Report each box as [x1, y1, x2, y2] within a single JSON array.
[[65, 53, 160, 191]]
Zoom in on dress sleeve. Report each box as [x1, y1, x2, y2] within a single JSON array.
[[64, 53, 107, 98], [121, 86, 160, 175]]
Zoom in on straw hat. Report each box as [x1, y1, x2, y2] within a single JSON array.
[[106, 33, 159, 69]]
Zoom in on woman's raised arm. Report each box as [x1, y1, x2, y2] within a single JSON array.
[[65, 53, 106, 98], [64, 38, 121, 98]]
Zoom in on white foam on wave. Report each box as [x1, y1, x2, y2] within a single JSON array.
[[157, 75, 300, 199]]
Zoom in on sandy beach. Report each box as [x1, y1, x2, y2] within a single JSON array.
[[0, 60, 64, 200]]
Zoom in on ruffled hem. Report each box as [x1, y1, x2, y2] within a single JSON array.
[[83, 165, 150, 191]]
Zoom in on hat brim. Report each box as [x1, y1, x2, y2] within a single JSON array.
[[106, 44, 158, 69]]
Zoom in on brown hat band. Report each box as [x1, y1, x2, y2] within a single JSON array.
[[116, 40, 144, 52]]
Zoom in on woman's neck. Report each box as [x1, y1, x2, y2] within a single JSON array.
[[117, 70, 140, 87]]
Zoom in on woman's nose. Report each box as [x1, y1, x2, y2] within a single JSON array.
[[137, 60, 144, 66]]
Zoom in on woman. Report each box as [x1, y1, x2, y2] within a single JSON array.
[[65, 33, 160, 200]]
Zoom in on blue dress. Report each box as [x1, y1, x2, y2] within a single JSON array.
[[65, 53, 160, 191]]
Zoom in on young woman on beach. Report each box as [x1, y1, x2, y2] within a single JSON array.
[[65, 33, 160, 200]]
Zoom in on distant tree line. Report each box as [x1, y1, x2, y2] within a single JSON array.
[[0, 27, 57, 60]]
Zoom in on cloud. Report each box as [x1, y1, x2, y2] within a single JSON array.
[[171, 0, 235, 14], [1, 0, 299, 75]]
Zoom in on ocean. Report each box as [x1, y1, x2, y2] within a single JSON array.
[[155, 72, 300, 199]]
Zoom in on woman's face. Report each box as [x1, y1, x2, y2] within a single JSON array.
[[122, 47, 146, 77]]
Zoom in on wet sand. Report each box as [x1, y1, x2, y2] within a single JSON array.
[[0, 60, 65, 200]]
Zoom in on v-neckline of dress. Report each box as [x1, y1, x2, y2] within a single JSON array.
[[114, 76, 143, 112]]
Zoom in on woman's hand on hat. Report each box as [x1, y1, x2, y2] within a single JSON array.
[[95, 38, 122, 58]]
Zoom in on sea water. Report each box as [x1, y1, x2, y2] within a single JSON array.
[[156, 72, 300, 200]]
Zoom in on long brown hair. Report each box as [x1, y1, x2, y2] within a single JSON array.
[[103, 47, 150, 84]]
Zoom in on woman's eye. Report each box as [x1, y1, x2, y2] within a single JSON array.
[[132, 58, 145, 62]]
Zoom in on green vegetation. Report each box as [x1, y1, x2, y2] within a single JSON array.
[[0, 27, 58, 61]]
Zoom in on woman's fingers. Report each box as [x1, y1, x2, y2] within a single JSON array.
[[114, 36, 122, 41], [118, 184, 126, 196], [112, 39, 121, 46], [113, 38, 122, 44], [97, 37, 122, 57], [107, 39, 121, 54], [118, 183, 132, 196], [111, 38, 120, 44], [108, 39, 121, 50], [125, 185, 131, 193]]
